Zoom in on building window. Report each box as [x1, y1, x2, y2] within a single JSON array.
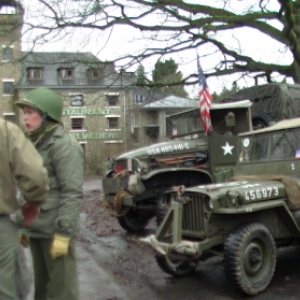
[[27, 68, 44, 79], [135, 95, 144, 104], [59, 68, 74, 79], [3, 47, 12, 61], [0, 6, 16, 14], [71, 118, 84, 130], [4, 113, 15, 123], [3, 81, 13, 94], [107, 117, 119, 129], [70, 95, 84, 107], [107, 95, 119, 106], [89, 68, 103, 80]]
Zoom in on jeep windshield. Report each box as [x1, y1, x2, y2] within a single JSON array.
[[236, 118, 300, 176], [239, 131, 300, 162]]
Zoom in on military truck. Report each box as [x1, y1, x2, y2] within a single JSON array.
[[222, 83, 300, 129], [103, 100, 253, 232], [143, 117, 300, 296]]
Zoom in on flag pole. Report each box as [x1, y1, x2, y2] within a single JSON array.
[[197, 53, 213, 135]]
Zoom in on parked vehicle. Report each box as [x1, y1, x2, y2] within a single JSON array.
[[103, 100, 253, 232], [222, 83, 300, 129], [143, 117, 300, 296]]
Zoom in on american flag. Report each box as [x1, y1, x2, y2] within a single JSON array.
[[197, 57, 212, 134]]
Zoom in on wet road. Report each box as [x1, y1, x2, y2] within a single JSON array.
[[79, 221, 300, 300]]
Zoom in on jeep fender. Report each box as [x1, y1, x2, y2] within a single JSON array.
[[213, 200, 300, 236]]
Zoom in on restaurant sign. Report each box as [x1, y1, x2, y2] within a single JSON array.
[[63, 109, 110, 116]]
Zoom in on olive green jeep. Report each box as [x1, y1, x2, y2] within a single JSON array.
[[103, 100, 253, 232], [142, 117, 300, 296]]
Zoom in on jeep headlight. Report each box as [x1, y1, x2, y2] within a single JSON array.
[[204, 196, 213, 211]]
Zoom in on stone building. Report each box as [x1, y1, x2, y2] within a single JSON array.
[[0, 1, 23, 123], [15, 51, 136, 173], [130, 87, 198, 148], [0, 0, 198, 174]]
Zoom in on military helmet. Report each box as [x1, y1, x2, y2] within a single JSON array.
[[15, 88, 63, 122]]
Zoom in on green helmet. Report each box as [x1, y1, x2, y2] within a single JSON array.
[[15, 88, 63, 122]]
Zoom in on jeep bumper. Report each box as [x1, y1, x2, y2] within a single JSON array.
[[140, 235, 199, 256], [140, 234, 223, 259]]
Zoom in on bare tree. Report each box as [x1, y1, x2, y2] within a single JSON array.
[[21, 0, 300, 87]]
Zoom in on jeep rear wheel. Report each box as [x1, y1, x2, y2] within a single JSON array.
[[224, 223, 276, 296], [118, 209, 150, 232], [155, 255, 197, 277]]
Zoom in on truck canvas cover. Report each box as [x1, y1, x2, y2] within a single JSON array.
[[222, 83, 300, 121]]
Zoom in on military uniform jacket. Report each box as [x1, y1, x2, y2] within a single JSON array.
[[0, 119, 48, 215], [17, 124, 83, 238]]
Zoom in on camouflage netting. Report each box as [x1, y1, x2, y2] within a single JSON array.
[[222, 83, 300, 121], [231, 175, 300, 210]]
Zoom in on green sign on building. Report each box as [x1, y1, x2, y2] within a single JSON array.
[[63, 109, 110, 116], [72, 132, 121, 140]]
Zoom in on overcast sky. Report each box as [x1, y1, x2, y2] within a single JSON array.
[[21, 0, 293, 97]]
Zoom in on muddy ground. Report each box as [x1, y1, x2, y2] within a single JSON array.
[[77, 177, 300, 300], [26, 177, 300, 300]]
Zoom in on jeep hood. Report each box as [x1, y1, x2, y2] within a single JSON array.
[[183, 179, 290, 202], [117, 139, 207, 160]]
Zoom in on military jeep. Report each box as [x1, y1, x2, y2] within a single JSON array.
[[143, 117, 300, 296], [103, 100, 253, 232]]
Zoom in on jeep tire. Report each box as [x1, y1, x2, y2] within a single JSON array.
[[118, 209, 150, 232], [252, 113, 276, 130], [223, 223, 276, 296]]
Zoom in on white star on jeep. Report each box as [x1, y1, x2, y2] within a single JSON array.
[[222, 142, 234, 155]]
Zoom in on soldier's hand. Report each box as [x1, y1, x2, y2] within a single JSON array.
[[22, 203, 40, 227], [51, 234, 70, 260]]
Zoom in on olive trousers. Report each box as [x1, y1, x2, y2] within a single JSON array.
[[0, 216, 20, 300], [29, 237, 79, 300]]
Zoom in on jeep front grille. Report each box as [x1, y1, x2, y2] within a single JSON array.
[[182, 193, 205, 238]]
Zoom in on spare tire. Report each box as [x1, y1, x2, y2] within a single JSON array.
[[252, 113, 276, 130]]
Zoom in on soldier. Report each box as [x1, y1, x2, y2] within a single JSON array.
[[0, 118, 48, 300], [15, 88, 83, 300], [224, 112, 236, 136], [111, 156, 117, 171], [105, 157, 112, 173]]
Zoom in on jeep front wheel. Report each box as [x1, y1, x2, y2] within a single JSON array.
[[118, 209, 150, 232], [224, 223, 276, 296], [155, 256, 197, 277]]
